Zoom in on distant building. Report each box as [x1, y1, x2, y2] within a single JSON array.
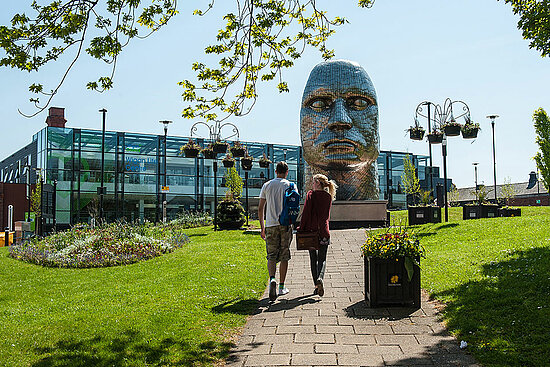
[[456, 182, 548, 206], [1, 107, 449, 230]]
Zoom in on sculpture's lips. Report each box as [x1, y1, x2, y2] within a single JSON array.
[[323, 139, 357, 153]]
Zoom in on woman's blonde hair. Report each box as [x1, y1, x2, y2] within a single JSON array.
[[313, 174, 338, 200]]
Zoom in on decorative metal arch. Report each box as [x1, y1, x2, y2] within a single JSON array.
[[189, 121, 240, 142]]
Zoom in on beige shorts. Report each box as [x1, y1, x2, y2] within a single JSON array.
[[265, 225, 292, 262]]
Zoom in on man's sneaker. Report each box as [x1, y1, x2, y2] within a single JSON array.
[[316, 279, 324, 297], [278, 287, 289, 296], [269, 279, 277, 301]]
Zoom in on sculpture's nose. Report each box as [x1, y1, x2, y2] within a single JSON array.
[[327, 99, 352, 132]]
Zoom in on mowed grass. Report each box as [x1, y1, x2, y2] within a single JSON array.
[[0, 226, 266, 367], [393, 206, 550, 367]]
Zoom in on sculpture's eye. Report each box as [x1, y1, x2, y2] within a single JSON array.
[[309, 98, 331, 112], [348, 97, 372, 110]]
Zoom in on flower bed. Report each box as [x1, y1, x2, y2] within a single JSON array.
[[8, 212, 211, 268]]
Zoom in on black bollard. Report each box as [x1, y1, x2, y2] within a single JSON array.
[[5, 227, 9, 247]]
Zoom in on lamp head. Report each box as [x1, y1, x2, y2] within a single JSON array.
[[472, 162, 479, 166], [486, 114, 499, 121], [160, 120, 173, 127]]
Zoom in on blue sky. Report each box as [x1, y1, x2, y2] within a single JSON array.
[[1, 0, 549, 189]]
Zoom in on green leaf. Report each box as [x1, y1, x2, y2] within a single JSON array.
[[404, 256, 414, 282]]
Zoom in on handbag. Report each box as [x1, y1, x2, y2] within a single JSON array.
[[296, 231, 320, 251]]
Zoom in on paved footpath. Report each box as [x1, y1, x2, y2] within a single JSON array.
[[224, 229, 480, 367]]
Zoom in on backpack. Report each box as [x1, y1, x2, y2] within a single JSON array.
[[279, 182, 300, 226]]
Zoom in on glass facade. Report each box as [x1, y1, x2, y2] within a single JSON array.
[[0, 126, 439, 226]]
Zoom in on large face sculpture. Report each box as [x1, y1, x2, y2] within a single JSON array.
[[300, 60, 379, 171]]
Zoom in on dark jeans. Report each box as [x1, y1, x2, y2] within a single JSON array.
[[308, 244, 328, 284]]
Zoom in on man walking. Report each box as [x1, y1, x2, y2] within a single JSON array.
[[258, 161, 295, 301]]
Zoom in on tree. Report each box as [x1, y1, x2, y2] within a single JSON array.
[[501, 176, 517, 206], [224, 166, 243, 199], [533, 107, 550, 192], [401, 154, 420, 205], [503, 1, 550, 57], [0, 0, 374, 119]]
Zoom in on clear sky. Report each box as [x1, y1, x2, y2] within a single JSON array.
[[1, 0, 549, 189]]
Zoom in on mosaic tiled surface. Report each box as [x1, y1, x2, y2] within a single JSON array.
[[300, 60, 380, 200]]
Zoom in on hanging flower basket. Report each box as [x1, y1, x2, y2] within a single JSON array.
[[212, 141, 228, 154], [230, 142, 246, 158], [259, 153, 271, 168], [222, 154, 235, 168], [202, 149, 216, 159], [443, 124, 462, 137], [184, 148, 199, 158], [461, 123, 480, 139], [409, 128, 425, 141], [241, 157, 253, 170], [427, 132, 443, 144]]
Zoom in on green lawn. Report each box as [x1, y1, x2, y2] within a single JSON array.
[[2, 209, 550, 366], [0, 226, 266, 367], [408, 206, 550, 367]]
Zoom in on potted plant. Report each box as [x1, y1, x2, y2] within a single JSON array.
[[230, 141, 246, 158], [427, 127, 444, 144], [180, 139, 201, 158], [241, 154, 253, 170], [442, 119, 462, 136], [461, 121, 480, 139], [222, 154, 235, 168], [408, 190, 441, 225], [259, 153, 271, 168], [498, 178, 521, 217], [361, 226, 424, 308], [212, 140, 228, 154], [463, 185, 498, 219], [407, 119, 425, 141], [201, 144, 216, 159]]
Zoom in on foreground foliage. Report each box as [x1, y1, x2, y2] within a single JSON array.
[[0, 225, 266, 366]]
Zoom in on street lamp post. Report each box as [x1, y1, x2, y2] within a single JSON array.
[[99, 108, 107, 222], [486, 115, 499, 203], [442, 136, 448, 222], [414, 102, 435, 193], [472, 162, 479, 190], [160, 120, 172, 223]]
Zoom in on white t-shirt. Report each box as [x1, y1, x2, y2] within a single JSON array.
[[259, 178, 294, 227]]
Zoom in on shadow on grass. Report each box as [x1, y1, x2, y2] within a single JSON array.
[[212, 298, 261, 315], [242, 230, 260, 235], [432, 246, 550, 367], [32, 329, 234, 367], [186, 233, 209, 237]]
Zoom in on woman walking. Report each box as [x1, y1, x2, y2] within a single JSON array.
[[298, 174, 337, 296]]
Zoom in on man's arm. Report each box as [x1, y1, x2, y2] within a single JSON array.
[[258, 198, 267, 240]]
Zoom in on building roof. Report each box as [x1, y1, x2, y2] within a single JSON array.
[[457, 181, 548, 202]]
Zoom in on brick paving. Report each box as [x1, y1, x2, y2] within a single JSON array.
[[224, 229, 480, 367]]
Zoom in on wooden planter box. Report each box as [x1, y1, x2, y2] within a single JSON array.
[[498, 207, 521, 217], [222, 160, 235, 168], [461, 129, 479, 139], [409, 129, 425, 141], [184, 148, 199, 158], [364, 257, 421, 309], [427, 133, 443, 144], [443, 125, 461, 136], [463, 204, 499, 220], [408, 206, 441, 225]]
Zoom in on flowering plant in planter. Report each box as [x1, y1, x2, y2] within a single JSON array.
[[259, 153, 271, 167], [201, 144, 216, 159], [461, 121, 480, 139], [427, 127, 444, 144], [180, 139, 201, 158], [362, 227, 425, 280], [407, 124, 425, 141], [230, 141, 246, 157], [212, 139, 228, 154], [441, 120, 462, 136], [222, 153, 235, 167]]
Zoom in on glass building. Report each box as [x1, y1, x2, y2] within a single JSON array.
[[1, 120, 444, 228]]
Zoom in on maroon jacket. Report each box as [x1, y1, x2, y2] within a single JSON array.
[[298, 190, 333, 239]]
